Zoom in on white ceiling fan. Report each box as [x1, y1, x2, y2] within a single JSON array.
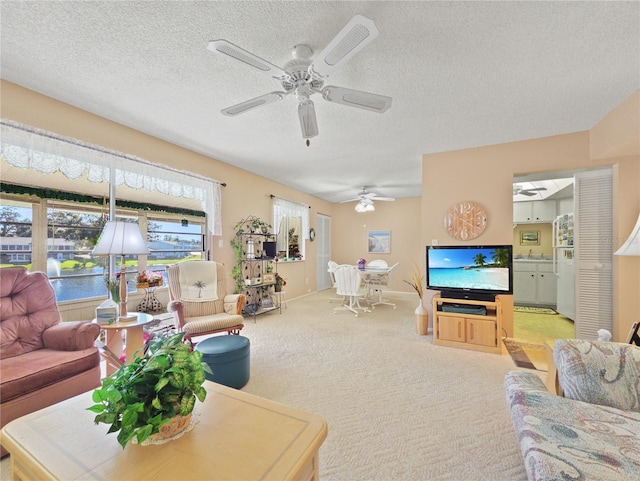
[[207, 15, 392, 143], [513, 184, 548, 197], [341, 187, 395, 212]]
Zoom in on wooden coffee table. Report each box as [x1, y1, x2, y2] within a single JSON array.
[[1, 381, 327, 481]]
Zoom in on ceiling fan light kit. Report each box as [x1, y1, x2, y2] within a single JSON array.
[[208, 14, 392, 141], [345, 187, 394, 212], [355, 199, 375, 212]]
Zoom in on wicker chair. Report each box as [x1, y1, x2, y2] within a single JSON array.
[[166, 261, 244, 346]]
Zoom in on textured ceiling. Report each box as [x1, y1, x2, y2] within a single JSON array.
[[1, 1, 638, 203]]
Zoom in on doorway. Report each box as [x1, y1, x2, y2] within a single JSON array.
[[512, 167, 613, 344]]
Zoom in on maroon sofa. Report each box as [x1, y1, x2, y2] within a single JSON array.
[[0, 267, 101, 457]]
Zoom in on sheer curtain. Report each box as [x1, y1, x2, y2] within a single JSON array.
[[0, 120, 222, 235], [272, 196, 310, 240]]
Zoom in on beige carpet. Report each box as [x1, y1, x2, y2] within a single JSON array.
[[1, 290, 529, 481]]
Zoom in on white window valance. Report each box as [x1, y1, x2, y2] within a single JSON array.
[[272, 196, 310, 241], [0, 120, 222, 235]]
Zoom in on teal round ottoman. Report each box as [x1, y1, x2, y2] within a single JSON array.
[[196, 335, 250, 389]]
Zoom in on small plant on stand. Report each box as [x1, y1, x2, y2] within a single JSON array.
[[135, 270, 163, 288]]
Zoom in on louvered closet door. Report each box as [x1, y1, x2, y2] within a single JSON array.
[[316, 213, 332, 290], [574, 168, 613, 339]]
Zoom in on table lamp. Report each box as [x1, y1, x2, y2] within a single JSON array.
[[93, 220, 149, 320]]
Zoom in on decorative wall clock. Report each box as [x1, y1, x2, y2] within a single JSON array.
[[443, 201, 487, 240]]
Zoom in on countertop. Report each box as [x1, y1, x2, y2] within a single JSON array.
[[514, 257, 553, 262]]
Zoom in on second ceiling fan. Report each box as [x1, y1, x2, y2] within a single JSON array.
[[208, 15, 392, 142], [341, 187, 395, 212]]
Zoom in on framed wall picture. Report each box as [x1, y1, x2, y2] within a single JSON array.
[[520, 231, 540, 245], [368, 230, 391, 254]]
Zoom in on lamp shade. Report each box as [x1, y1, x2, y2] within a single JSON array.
[[93, 221, 149, 256], [614, 213, 640, 256]]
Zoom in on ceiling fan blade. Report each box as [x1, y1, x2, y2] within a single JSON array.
[[298, 100, 319, 139], [372, 196, 395, 201], [310, 15, 379, 78], [322, 86, 392, 113], [525, 187, 547, 192], [339, 198, 362, 203], [221, 92, 287, 116], [519, 191, 537, 197], [208, 40, 289, 80]]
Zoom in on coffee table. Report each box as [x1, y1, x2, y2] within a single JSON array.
[[1, 381, 327, 481]]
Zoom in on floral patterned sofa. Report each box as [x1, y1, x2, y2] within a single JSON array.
[[504, 339, 640, 481]]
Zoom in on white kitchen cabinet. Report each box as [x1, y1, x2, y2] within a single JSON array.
[[513, 263, 537, 304], [513, 200, 557, 223], [513, 261, 557, 306], [536, 263, 557, 305]]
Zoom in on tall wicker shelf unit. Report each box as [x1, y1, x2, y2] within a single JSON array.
[[234, 216, 281, 320]]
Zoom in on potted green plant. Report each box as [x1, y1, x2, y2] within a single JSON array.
[[87, 332, 211, 448]]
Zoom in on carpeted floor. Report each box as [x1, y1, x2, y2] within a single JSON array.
[[1, 291, 532, 481]]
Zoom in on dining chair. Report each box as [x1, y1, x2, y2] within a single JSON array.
[[367, 259, 388, 268], [333, 264, 370, 317], [327, 260, 344, 303], [369, 262, 399, 309]]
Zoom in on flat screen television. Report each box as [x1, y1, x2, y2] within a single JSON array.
[[426, 245, 513, 302]]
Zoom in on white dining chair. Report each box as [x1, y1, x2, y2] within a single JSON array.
[[369, 262, 399, 309], [327, 260, 345, 303], [367, 259, 388, 268], [333, 264, 370, 316]]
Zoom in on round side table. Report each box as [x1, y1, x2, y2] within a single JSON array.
[[94, 312, 153, 376]]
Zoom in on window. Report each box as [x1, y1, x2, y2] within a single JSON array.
[[0, 193, 206, 302], [146, 215, 205, 283], [272, 196, 309, 261], [1, 120, 216, 302], [0, 198, 33, 265]]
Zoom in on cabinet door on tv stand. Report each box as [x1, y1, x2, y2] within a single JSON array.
[[438, 315, 465, 343], [467, 318, 497, 348]]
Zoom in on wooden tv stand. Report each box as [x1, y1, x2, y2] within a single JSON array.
[[432, 295, 505, 354]]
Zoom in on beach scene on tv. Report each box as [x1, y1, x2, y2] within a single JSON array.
[[428, 247, 510, 291]]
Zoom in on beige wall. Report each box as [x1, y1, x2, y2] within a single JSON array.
[[331, 197, 422, 292], [2, 80, 637, 340], [422, 90, 640, 341], [0, 80, 333, 303]]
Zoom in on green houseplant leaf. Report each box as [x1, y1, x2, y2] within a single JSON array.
[[87, 332, 209, 449]]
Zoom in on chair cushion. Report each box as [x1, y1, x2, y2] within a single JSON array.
[[504, 370, 640, 481], [0, 347, 100, 403], [0, 267, 61, 359], [183, 314, 244, 336], [554, 339, 640, 412]]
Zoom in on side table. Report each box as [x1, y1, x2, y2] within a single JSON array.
[[94, 312, 153, 376]]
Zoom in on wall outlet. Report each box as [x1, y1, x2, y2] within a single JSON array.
[[218, 239, 224, 248], [432, 239, 439, 246]]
